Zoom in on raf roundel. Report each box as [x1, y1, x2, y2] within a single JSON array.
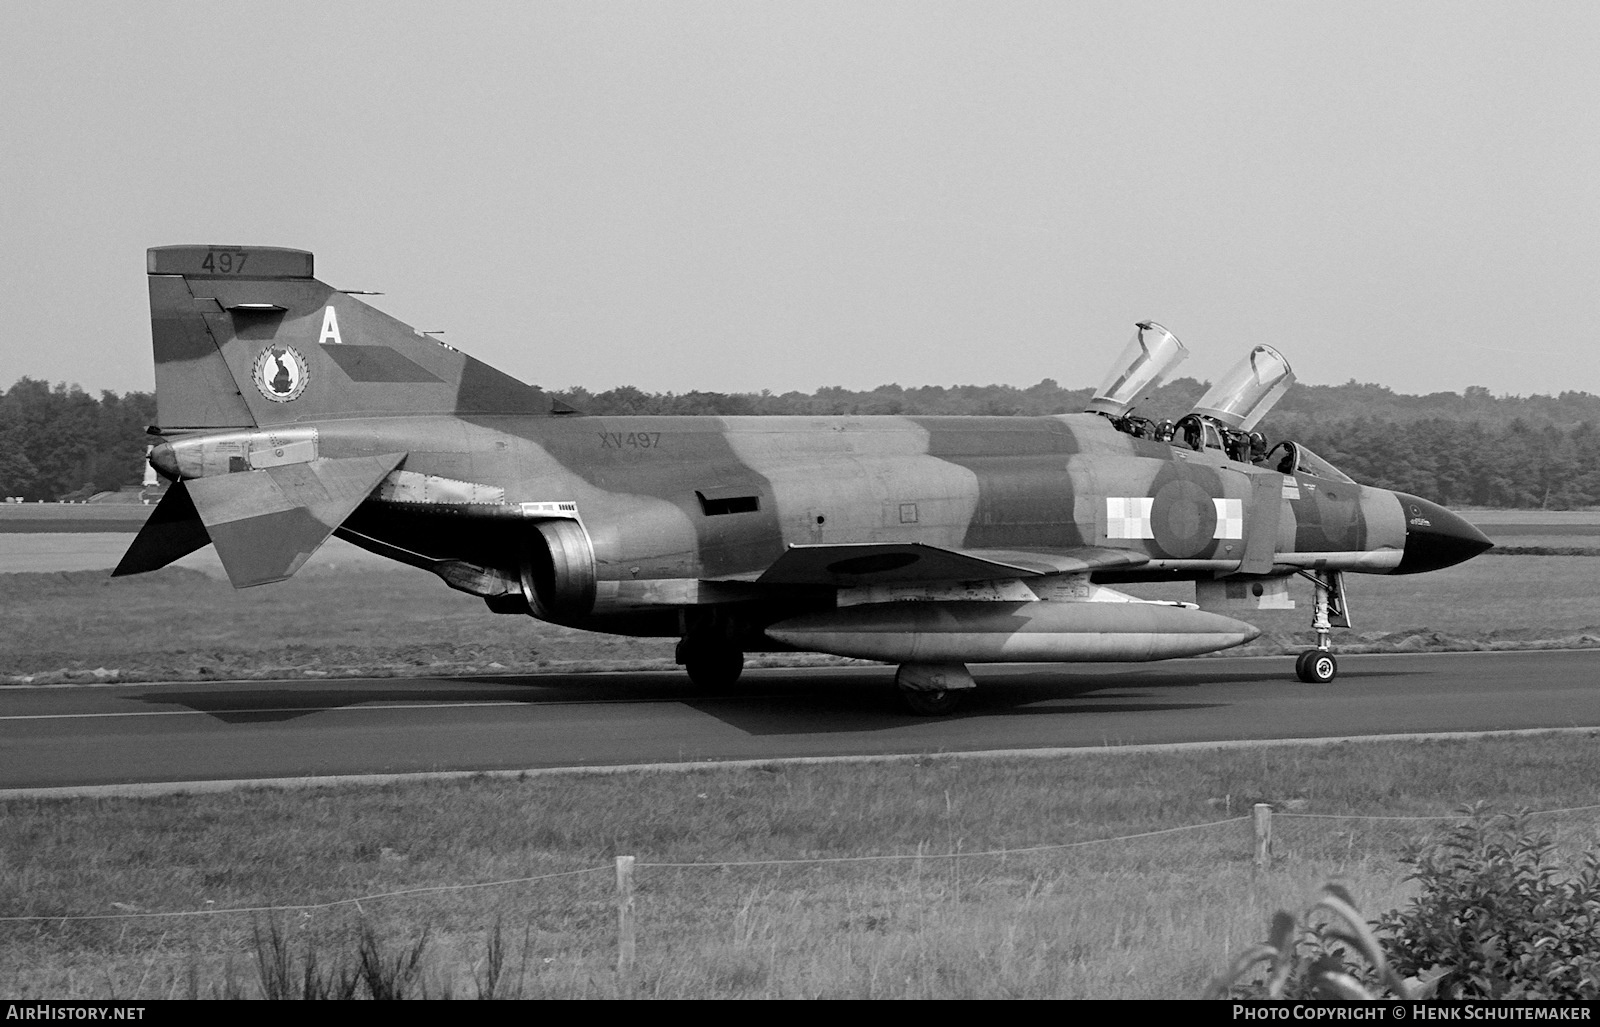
[[253, 345, 310, 403]]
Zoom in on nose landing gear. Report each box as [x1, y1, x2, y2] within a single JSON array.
[[1294, 569, 1348, 683]]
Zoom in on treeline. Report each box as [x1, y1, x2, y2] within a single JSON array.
[[5, 375, 1600, 507], [550, 377, 1600, 429], [0, 379, 155, 502], [1264, 416, 1600, 510]]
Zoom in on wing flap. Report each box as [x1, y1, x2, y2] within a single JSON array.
[[187, 453, 406, 587], [753, 542, 1148, 586]]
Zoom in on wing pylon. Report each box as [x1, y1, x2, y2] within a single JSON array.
[[752, 542, 1149, 586]]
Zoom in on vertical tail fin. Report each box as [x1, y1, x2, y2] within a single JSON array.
[[146, 245, 547, 428]]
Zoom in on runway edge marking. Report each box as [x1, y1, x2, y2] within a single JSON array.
[[4, 726, 1598, 800]]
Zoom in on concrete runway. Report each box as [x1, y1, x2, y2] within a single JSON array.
[[4, 650, 1599, 792]]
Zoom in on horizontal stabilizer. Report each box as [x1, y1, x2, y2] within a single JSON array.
[[754, 542, 1149, 586], [188, 453, 405, 587], [112, 482, 213, 577]]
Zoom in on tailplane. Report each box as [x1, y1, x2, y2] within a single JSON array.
[[146, 245, 546, 429]]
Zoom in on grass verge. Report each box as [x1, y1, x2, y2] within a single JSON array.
[[6, 555, 1600, 685], [4, 733, 1599, 998]]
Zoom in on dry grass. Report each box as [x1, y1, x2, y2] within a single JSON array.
[[4, 552, 1600, 684], [4, 734, 1599, 998], [0, 564, 681, 683], [1460, 509, 1600, 525], [1118, 556, 1600, 654]]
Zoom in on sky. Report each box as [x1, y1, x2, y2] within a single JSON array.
[[3, 1, 1598, 400]]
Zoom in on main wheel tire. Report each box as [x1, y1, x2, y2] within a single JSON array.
[[684, 647, 744, 691], [900, 688, 961, 716], [1295, 649, 1337, 684]]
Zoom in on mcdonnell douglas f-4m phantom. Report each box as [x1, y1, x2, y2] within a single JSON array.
[[118, 246, 1492, 714]]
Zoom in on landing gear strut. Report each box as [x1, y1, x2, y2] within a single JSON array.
[[1294, 569, 1347, 683]]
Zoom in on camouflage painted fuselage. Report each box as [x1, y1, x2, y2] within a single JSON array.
[[361, 410, 1402, 575]]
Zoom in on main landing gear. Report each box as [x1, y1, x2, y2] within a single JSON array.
[[676, 637, 744, 691], [676, 609, 746, 691], [895, 662, 976, 716], [1294, 569, 1348, 683]]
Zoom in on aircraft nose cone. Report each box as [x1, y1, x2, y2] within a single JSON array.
[[1393, 494, 1493, 574]]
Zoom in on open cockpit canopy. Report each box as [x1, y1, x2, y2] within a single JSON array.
[[1086, 331, 1358, 484], [1084, 321, 1189, 419], [1189, 345, 1295, 431]]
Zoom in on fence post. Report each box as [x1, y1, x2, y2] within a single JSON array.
[[616, 855, 636, 993], [1253, 803, 1273, 870]]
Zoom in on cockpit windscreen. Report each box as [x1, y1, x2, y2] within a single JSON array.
[[1266, 442, 1354, 483]]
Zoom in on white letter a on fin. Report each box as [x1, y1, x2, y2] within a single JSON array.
[[318, 306, 343, 346]]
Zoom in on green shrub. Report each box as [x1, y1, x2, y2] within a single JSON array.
[[1378, 808, 1600, 1000], [1205, 884, 1436, 999], [1212, 808, 1600, 1001]]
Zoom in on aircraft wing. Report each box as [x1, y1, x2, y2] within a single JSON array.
[[114, 453, 405, 588], [752, 542, 1148, 586]]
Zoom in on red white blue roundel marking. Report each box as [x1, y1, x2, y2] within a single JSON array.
[[253, 345, 309, 402]]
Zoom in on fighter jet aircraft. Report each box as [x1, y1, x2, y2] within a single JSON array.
[[117, 245, 1492, 714]]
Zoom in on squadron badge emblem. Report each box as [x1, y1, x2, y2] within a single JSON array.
[[253, 345, 310, 402]]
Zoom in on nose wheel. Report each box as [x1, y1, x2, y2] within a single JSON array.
[[1295, 649, 1337, 683], [1293, 569, 1347, 684]]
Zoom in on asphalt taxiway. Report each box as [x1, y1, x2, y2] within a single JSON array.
[[4, 650, 1598, 794]]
